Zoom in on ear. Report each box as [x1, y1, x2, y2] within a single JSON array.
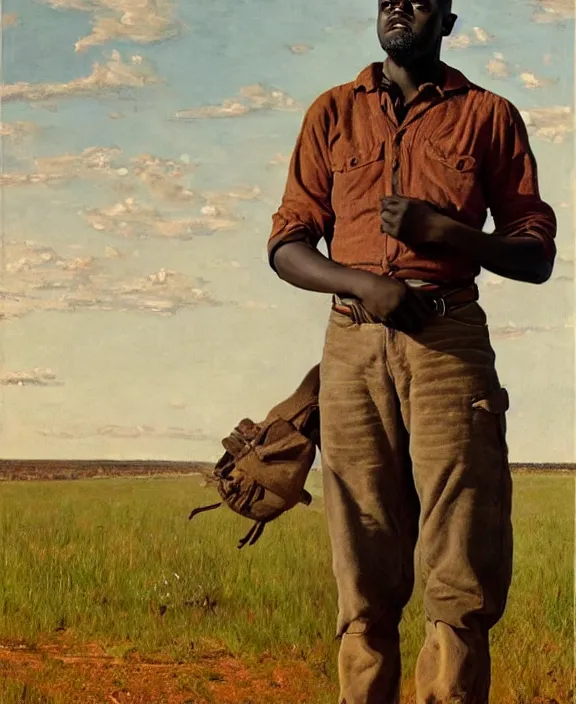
[[441, 13, 457, 37]]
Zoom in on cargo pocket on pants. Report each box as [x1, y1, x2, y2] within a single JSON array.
[[471, 386, 510, 463], [470, 386, 511, 583]]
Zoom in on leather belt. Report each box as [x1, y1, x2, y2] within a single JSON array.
[[332, 283, 479, 324]]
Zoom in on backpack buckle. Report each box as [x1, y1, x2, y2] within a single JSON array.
[[431, 296, 446, 317]]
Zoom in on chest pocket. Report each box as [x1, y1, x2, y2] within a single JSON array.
[[330, 143, 385, 220], [422, 139, 484, 215]]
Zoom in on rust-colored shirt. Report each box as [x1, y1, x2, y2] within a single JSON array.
[[268, 61, 557, 285]]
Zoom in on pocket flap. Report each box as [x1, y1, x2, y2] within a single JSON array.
[[472, 387, 509, 414], [425, 140, 477, 173], [331, 142, 384, 172]]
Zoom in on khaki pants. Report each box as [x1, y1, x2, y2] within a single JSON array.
[[319, 301, 513, 704]]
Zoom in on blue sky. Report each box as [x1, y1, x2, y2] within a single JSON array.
[[0, 0, 574, 461]]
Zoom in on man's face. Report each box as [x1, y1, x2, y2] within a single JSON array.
[[377, 0, 456, 64]]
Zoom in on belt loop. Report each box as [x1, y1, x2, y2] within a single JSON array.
[[349, 302, 362, 324]]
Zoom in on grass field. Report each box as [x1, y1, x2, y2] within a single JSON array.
[[0, 472, 572, 703]]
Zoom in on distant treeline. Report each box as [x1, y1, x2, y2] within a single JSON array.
[[509, 463, 575, 472], [0, 459, 213, 482], [0, 459, 573, 482]]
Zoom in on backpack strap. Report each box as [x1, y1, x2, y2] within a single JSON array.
[[188, 502, 222, 520], [264, 365, 320, 434], [237, 520, 266, 549]]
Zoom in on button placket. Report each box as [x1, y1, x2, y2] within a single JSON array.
[[391, 130, 404, 195], [383, 130, 404, 272]]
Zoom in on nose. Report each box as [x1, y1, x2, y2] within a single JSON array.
[[391, 0, 414, 14], [390, 0, 414, 17]]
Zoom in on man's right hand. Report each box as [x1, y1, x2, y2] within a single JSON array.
[[272, 241, 433, 333], [351, 272, 433, 334]]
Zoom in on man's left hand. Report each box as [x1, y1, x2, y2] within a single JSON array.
[[380, 196, 449, 246]]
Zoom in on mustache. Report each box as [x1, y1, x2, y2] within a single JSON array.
[[385, 13, 413, 30]]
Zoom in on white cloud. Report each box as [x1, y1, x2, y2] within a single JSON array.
[[105, 245, 122, 258], [0, 369, 61, 387], [447, 26, 493, 50], [82, 182, 261, 240], [2, 146, 264, 245], [201, 184, 262, 205], [0, 121, 37, 139], [1, 51, 161, 104], [83, 197, 243, 240], [486, 57, 509, 79], [520, 106, 573, 143], [532, 0, 574, 22], [131, 153, 198, 202], [288, 44, 313, 55], [2, 147, 200, 208], [240, 301, 277, 311], [268, 152, 291, 167], [40, 0, 184, 51], [484, 54, 556, 90], [491, 323, 572, 340], [519, 71, 556, 89], [36, 424, 209, 440], [0, 241, 218, 319], [34, 147, 122, 178], [173, 84, 300, 120], [480, 272, 505, 288]]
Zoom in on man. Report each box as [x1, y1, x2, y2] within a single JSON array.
[[267, 0, 556, 703]]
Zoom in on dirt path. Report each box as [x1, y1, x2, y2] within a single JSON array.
[[0, 641, 566, 704], [0, 636, 335, 703]]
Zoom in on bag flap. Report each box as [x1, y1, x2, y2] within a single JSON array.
[[236, 418, 316, 506]]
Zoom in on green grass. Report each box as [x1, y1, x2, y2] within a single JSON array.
[[0, 472, 572, 703], [0, 676, 64, 704]]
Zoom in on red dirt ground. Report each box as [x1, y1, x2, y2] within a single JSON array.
[[0, 637, 566, 704], [0, 634, 336, 703]]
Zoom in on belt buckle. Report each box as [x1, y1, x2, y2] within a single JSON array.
[[432, 297, 447, 317]]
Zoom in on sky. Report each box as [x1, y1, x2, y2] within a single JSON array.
[[0, 0, 574, 463]]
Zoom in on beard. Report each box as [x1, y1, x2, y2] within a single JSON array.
[[380, 29, 418, 63]]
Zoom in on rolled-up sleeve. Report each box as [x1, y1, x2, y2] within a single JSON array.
[[268, 95, 335, 270], [484, 98, 557, 264]]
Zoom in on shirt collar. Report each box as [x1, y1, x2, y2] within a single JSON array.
[[352, 61, 471, 99]]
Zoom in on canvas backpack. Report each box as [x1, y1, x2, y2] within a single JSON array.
[[189, 364, 321, 549]]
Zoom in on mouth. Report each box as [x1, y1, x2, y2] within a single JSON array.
[[385, 17, 412, 32]]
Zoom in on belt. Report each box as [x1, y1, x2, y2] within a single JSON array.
[[332, 283, 479, 324]]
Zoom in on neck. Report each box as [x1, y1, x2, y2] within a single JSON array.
[[383, 49, 443, 102]]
